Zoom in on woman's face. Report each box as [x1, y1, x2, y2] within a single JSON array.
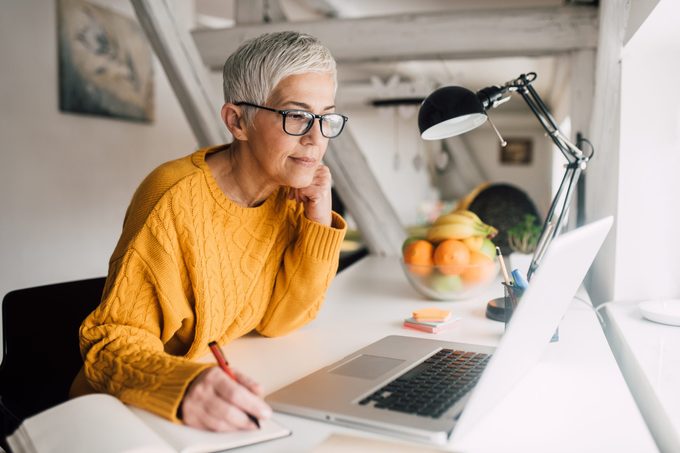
[[245, 72, 336, 189]]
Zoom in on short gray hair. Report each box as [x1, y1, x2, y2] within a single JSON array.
[[223, 31, 337, 125]]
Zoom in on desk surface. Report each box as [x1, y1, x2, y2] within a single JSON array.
[[603, 301, 680, 452], [223, 256, 656, 452]]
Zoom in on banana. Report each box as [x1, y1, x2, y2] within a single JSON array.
[[455, 182, 490, 211], [453, 209, 483, 224], [433, 212, 479, 227], [431, 209, 498, 240], [427, 223, 489, 242], [434, 209, 485, 227]]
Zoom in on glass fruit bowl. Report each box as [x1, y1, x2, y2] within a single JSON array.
[[401, 258, 500, 301]]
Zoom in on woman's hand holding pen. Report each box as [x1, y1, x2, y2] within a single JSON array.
[[180, 367, 272, 432]]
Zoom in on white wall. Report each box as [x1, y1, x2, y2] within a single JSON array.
[[347, 103, 553, 225], [341, 107, 439, 226], [614, 0, 680, 301], [0, 0, 198, 340], [337, 107, 552, 228], [461, 115, 553, 217]]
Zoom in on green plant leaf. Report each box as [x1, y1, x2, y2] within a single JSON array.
[[507, 215, 541, 254]]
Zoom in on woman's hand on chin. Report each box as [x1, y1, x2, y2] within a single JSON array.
[[289, 165, 332, 226]]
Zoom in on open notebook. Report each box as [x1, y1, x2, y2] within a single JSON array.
[[7, 394, 290, 453]]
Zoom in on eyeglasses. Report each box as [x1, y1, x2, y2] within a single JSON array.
[[235, 102, 348, 139]]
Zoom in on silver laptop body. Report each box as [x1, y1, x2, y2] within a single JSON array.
[[267, 217, 613, 444]]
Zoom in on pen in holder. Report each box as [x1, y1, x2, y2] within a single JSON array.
[[502, 282, 523, 326]]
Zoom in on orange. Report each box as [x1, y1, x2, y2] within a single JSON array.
[[403, 239, 434, 276], [433, 239, 470, 275], [402, 236, 425, 254], [461, 251, 496, 283]]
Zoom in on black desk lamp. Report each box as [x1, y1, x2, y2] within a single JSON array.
[[418, 73, 594, 281]]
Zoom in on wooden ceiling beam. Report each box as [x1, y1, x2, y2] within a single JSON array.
[[192, 6, 598, 69], [132, 0, 229, 147]]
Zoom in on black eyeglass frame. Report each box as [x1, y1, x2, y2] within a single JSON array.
[[235, 101, 348, 138]]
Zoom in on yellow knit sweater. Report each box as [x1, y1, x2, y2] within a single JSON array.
[[75, 145, 346, 421]]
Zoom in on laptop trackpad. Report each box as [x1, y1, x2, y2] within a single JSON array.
[[329, 354, 405, 380]]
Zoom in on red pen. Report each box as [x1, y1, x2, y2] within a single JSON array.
[[208, 341, 260, 428]]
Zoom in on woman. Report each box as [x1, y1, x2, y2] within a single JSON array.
[[71, 31, 348, 432]]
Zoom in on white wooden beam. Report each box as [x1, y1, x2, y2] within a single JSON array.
[[235, 0, 287, 24], [131, 0, 229, 147], [192, 6, 599, 69], [444, 136, 487, 191], [585, 0, 630, 304], [336, 80, 432, 108], [434, 136, 487, 201], [325, 130, 406, 256], [277, 0, 339, 21]]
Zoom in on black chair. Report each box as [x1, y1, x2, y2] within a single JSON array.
[[0, 277, 105, 441]]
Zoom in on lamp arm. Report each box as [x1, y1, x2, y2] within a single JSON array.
[[527, 163, 583, 280], [517, 86, 581, 163], [481, 74, 585, 163], [482, 73, 593, 280]]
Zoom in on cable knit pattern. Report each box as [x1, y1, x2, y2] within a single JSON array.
[[76, 145, 346, 422]]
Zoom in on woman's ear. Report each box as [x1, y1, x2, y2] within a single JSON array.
[[221, 103, 248, 141]]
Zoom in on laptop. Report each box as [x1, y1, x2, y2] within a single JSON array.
[[266, 217, 613, 444]]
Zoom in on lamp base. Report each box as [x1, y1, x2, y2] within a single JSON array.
[[485, 297, 508, 322]]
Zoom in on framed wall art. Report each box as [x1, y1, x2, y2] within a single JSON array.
[[500, 138, 533, 165], [57, 0, 154, 122]]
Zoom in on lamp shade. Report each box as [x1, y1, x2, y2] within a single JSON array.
[[418, 86, 487, 140]]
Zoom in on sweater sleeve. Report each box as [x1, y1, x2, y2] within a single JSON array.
[[79, 231, 212, 422], [256, 211, 346, 337]]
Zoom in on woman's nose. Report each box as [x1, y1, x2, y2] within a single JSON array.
[[301, 118, 326, 144]]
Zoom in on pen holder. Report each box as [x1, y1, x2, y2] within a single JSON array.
[[485, 283, 522, 324], [502, 282, 523, 325]]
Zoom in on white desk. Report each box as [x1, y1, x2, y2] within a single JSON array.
[[224, 257, 656, 452], [602, 301, 680, 452]]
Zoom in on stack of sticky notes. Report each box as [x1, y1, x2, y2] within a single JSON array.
[[403, 308, 459, 334]]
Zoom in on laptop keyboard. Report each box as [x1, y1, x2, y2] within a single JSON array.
[[358, 349, 491, 419]]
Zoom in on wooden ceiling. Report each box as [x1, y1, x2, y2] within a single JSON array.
[[193, 0, 598, 109]]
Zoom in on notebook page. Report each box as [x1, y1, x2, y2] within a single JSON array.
[[8, 394, 173, 453], [130, 408, 291, 453]]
